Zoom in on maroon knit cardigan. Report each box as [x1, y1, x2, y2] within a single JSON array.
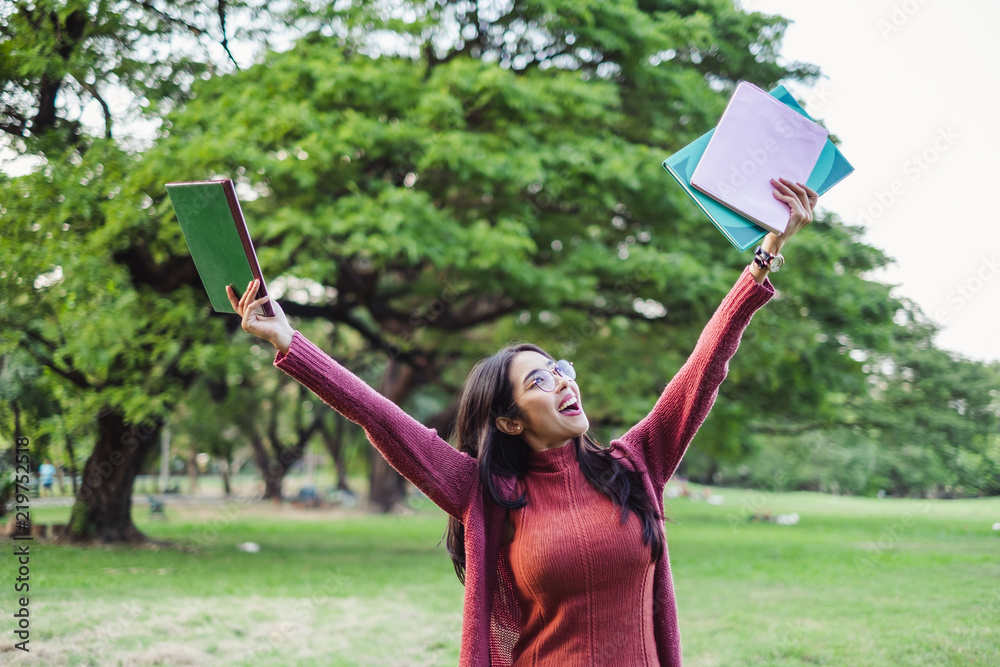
[[273, 267, 773, 665]]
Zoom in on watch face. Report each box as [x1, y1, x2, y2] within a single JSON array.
[[770, 255, 784, 272]]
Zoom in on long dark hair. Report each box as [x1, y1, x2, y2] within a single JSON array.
[[444, 343, 664, 583]]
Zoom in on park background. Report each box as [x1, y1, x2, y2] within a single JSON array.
[[1, 0, 998, 664]]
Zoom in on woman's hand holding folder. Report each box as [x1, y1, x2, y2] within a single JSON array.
[[227, 279, 295, 355], [768, 176, 819, 248], [748, 177, 819, 285]]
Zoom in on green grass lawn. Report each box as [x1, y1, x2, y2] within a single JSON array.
[[2, 487, 998, 666]]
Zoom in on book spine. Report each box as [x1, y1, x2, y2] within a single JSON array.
[[224, 181, 274, 317]]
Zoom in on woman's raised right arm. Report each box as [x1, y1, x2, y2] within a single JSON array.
[[227, 281, 478, 520]]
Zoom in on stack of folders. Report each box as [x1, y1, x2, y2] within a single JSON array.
[[663, 82, 855, 251]]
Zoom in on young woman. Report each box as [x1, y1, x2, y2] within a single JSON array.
[[227, 178, 818, 666]]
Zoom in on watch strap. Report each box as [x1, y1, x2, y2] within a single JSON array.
[[753, 246, 783, 272]]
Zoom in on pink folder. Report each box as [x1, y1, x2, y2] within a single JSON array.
[[690, 81, 829, 235]]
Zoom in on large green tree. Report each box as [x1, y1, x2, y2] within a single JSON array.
[[120, 5, 842, 510], [1, 0, 280, 541], [4, 0, 993, 547], [0, 142, 236, 540]]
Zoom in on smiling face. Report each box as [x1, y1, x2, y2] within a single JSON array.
[[499, 350, 590, 453]]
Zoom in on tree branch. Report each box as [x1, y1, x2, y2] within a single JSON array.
[[72, 77, 113, 139], [0, 121, 27, 138], [0, 105, 28, 138], [406, 293, 517, 330], [267, 382, 281, 449], [130, 0, 208, 37], [216, 0, 241, 71], [21, 330, 93, 390]]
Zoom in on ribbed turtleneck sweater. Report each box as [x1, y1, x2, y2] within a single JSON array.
[[272, 266, 774, 665], [506, 441, 658, 666]]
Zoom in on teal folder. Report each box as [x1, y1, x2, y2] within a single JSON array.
[[663, 85, 854, 251], [165, 179, 273, 317]]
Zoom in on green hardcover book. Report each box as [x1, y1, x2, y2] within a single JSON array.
[[165, 179, 273, 317], [663, 84, 854, 252]]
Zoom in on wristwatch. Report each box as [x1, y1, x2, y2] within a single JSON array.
[[753, 245, 784, 272]]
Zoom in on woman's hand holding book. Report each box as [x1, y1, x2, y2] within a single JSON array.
[[227, 279, 295, 354]]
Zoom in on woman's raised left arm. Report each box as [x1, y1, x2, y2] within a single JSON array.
[[614, 177, 818, 486], [613, 268, 773, 486]]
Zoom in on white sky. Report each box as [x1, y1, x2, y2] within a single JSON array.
[[740, 0, 1000, 362]]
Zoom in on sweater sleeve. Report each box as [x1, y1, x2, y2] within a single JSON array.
[[273, 331, 478, 520], [615, 267, 774, 489]]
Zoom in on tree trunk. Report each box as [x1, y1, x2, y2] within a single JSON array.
[[249, 431, 286, 501], [425, 399, 459, 442], [321, 414, 352, 492], [159, 420, 171, 493], [220, 455, 232, 496], [370, 454, 408, 513], [65, 431, 78, 495], [32, 75, 61, 136], [247, 383, 323, 501], [12, 399, 21, 448], [368, 358, 416, 513], [68, 407, 159, 543], [187, 449, 199, 494]]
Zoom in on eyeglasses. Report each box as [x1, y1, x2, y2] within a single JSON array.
[[506, 360, 576, 412]]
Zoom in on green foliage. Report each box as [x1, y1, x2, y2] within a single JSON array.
[[2, 0, 996, 506], [0, 0, 275, 151], [711, 331, 1000, 498], [0, 140, 242, 437], [126, 22, 822, 439]]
